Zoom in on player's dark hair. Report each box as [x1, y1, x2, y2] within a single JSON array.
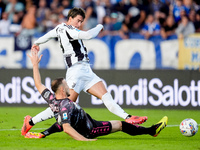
[[51, 78, 65, 93], [67, 7, 85, 21]]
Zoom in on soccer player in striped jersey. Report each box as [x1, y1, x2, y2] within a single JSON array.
[[21, 7, 147, 136]]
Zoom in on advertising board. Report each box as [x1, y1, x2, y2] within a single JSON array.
[[0, 69, 199, 109]]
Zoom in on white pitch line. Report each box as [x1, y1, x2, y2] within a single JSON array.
[[167, 124, 200, 127], [167, 124, 179, 127], [0, 128, 46, 131], [1, 124, 200, 131]]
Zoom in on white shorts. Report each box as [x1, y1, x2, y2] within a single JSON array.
[[66, 62, 102, 94]]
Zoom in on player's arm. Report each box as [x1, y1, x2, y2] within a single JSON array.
[[27, 48, 46, 94], [62, 123, 97, 141], [78, 24, 104, 40], [32, 28, 58, 51]]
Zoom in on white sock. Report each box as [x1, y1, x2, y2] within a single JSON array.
[[101, 92, 129, 119], [32, 107, 54, 124]]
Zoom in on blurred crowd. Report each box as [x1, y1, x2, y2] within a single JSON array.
[[0, 0, 200, 39]]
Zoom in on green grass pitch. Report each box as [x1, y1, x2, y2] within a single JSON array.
[[0, 107, 200, 150]]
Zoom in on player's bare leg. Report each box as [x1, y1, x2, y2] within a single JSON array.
[[87, 81, 148, 124], [87, 81, 107, 99], [68, 89, 79, 102]]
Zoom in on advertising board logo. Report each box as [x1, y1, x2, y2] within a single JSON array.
[[0, 76, 51, 104], [0, 76, 200, 108], [92, 78, 200, 107]]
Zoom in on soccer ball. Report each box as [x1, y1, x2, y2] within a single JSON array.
[[180, 118, 198, 137]]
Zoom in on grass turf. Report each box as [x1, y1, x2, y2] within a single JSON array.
[[0, 107, 200, 150]]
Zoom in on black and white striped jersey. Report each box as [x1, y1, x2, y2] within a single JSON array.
[[34, 23, 103, 68]]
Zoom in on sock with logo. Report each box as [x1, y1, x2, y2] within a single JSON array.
[[41, 122, 63, 137]]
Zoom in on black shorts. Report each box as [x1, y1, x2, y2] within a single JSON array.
[[86, 114, 112, 138]]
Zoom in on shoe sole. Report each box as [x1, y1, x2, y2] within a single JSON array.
[[21, 116, 32, 136], [126, 116, 148, 124], [25, 132, 45, 138], [138, 116, 148, 124]]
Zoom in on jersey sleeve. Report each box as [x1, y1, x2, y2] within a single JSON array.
[[34, 27, 58, 45], [65, 24, 103, 40], [59, 102, 73, 125], [78, 24, 103, 40], [41, 88, 55, 103]]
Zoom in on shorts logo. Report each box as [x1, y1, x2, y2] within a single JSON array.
[[63, 113, 68, 120]]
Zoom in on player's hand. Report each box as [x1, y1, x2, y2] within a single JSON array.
[[31, 44, 40, 52], [27, 47, 43, 65]]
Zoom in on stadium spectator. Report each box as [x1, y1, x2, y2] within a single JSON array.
[[140, 14, 161, 39], [171, 0, 188, 23], [5, 0, 25, 22], [124, 0, 146, 32], [9, 12, 22, 35], [100, 12, 129, 39], [110, 12, 123, 31], [95, 0, 106, 24], [58, 12, 67, 24], [20, 5, 37, 36], [160, 15, 177, 39], [50, 0, 61, 14], [99, 12, 123, 37], [24, 0, 34, 11], [117, 21, 130, 39], [60, 0, 73, 18], [44, 14, 59, 32], [183, 0, 196, 12], [1, 0, 200, 39], [73, 0, 82, 8], [154, 10, 165, 28], [194, 9, 200, 32], [98, 15, 112, 37], [160, 0, 171, 5], [175, 14, 195, 38], [0, 12, 11, 35], [0, 0, 6, 19], [21, 8, 148, 137], [188, 8, 196, 22], [193, 0, 200, 10], [149, 0, 169, 27], [103, 0, 114, 16], [148, 0, 169, 17], [112, 0, 129, 16], [80, 0, 98, 30], [36, 0, 51, 34], [188, 8, 200, 32], [23, 48, 168, 140]]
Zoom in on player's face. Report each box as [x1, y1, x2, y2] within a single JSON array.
[[69, 15, 84, 29]]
